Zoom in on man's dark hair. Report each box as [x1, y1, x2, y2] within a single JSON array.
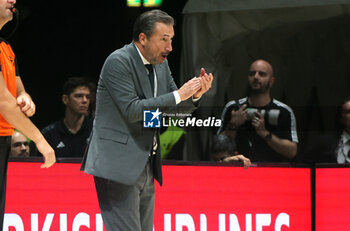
[[335, 97, 350, 131], [132, 10, 175, 42], [62, 76, 91, 95], [211, 134, 236, 156]]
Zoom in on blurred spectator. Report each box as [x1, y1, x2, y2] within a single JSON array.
[[211, 134, 236, 161], [211, 134, 251, 169], [304, 98, 350, 163], [35, 77, 93, 158], [10, 131, 30, 157], [217, 59, 298, 162]]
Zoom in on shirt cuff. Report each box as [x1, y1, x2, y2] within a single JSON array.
[[173, 91, 181, 105], [192, 96, 201, 102]]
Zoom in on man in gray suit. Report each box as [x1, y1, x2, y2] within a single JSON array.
[[81, 10, 213, 231]]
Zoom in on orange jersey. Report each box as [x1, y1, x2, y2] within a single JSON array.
[[0, 39, 18, 136]]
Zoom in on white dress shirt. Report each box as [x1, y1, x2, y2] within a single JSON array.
[[336, 131, 350, 164]]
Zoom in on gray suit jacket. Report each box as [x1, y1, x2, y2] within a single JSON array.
[[82, 43, 197, 186]]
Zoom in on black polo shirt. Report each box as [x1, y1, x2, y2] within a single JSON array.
[[40, 117, 93, 158], [218, 97, 298, 162]]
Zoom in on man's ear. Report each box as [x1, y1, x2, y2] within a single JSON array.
[[270, 77, 275, 87], [139, 33, 147, 46], [62, 94, 69, 105]]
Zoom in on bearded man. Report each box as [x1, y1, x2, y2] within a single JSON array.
[[217, 59, 298, 162]]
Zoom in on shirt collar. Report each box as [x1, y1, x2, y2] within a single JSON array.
[[341, 131, 350, 144], [134, 43, 150, 65], [246, 97, 273, 109], [59, 117, 91, 134]]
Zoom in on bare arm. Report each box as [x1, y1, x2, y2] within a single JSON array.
[[265, 135, 297, 159], [222, 153, 251, 170], [252, 112, 297, 159], [0, 73, 55, 167], [16, 76, 36, 117], [16, 76, 25, 95]]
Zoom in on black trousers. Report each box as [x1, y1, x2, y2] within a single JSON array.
[[0, 136, 11, 230], [94, 159, 155, 231]]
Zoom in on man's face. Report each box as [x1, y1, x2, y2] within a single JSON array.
[[248, 60, 274, 94], [341, 101, 350, 132], [0, 0, 15, 25], [10, 131, 30, 157], [141, 22, 174, 65], [63, 86, 91, 115]]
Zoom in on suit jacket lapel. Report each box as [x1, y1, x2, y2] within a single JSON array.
[[154, 65, 162, 97], [155, 65, 168, 97], [129, 43, 154, 99]]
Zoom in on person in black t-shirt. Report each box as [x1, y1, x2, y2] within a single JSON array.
[[36, 77, 93, 158], [218, 60, 298, 162]]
